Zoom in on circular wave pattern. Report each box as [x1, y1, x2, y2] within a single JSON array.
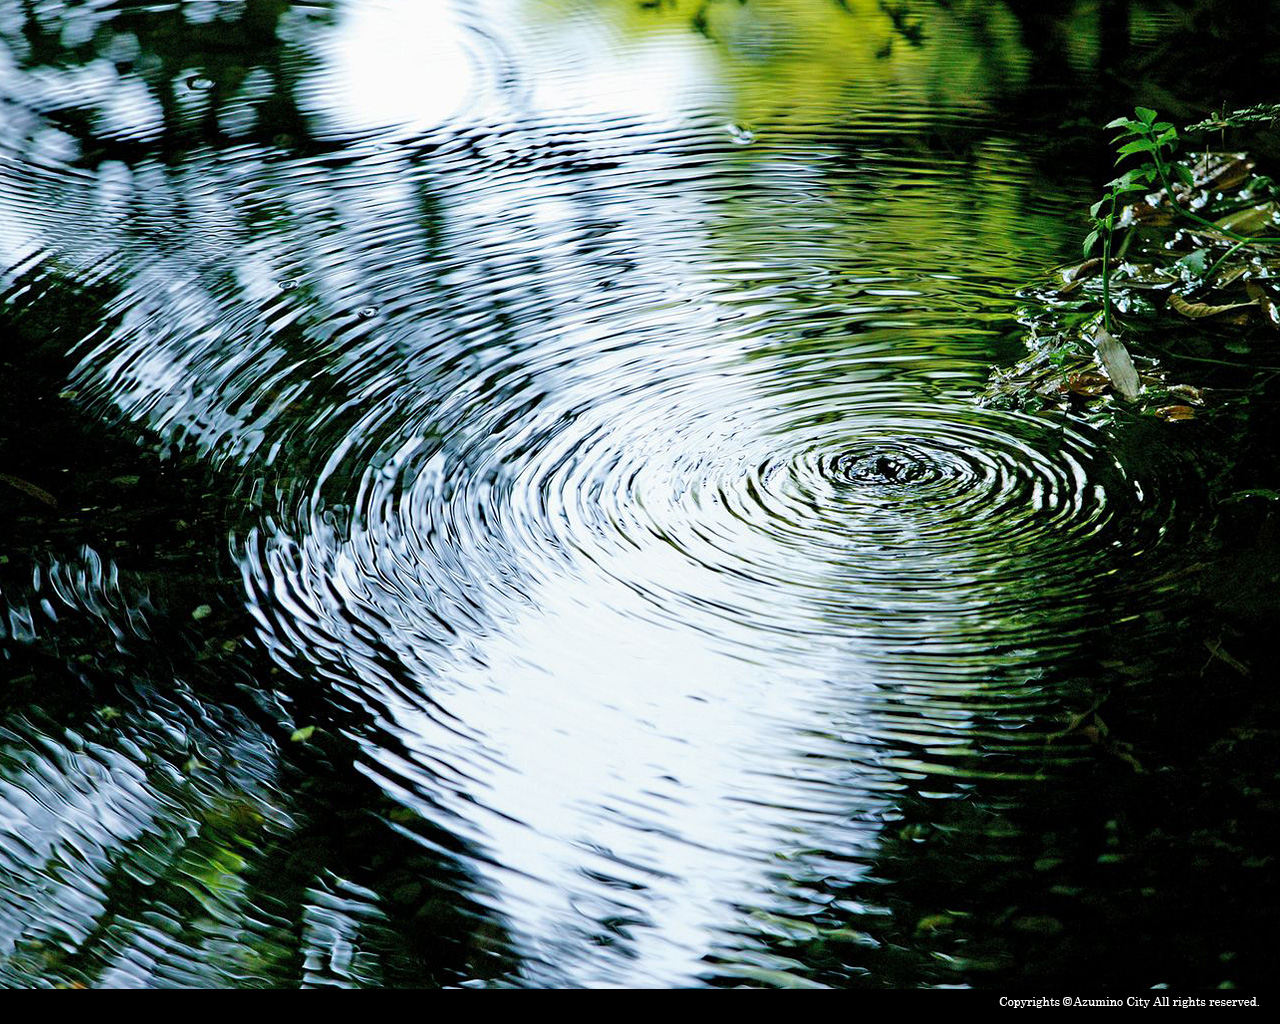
[[314, 383, 1157, 660]]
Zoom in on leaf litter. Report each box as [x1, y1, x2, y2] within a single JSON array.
[[984, 148, 1280, 421]]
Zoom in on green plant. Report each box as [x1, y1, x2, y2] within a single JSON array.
[[1185, 103, 1280, 133], [1084, 106, 1280, 333], [1084, 108, 1189, 333]]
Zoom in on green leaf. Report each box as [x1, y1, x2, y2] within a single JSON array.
[[1135, 106, 1158, 124], [1105, 116, 1142, 131], [1109, 131, 1144, 146], [1083, 229, 1100, 256], [1174, 164, 1196, 186], [290, 726, 317, 743], [1117, 138, 1157, 158], [1174, 249, 1209, 278], [1109, 167, 1154, 190], [1089, 199, 1107, 217]]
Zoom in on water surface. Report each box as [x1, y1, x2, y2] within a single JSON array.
[[0, 0, 1244, 988]]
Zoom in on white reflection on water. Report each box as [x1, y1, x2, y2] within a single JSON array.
[[299, 0, 477, 135]]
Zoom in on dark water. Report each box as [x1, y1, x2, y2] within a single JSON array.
[[0, 0, 1270, 988]]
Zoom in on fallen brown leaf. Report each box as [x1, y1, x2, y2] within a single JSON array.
[[1246, 281, 1280, 326], [1167, 292, 1257, 318], [0, 472, 57, 507]]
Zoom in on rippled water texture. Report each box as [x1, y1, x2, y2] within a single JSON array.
[[0, 0, 1212, 987]]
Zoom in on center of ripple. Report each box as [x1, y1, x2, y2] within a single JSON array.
[[822, 445, 951, 490], [837, 450, 930, 485]]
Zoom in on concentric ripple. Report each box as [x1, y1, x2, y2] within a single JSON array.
[[317, 374, 1158, 662]]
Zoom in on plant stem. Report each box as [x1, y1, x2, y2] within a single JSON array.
[[1203, 239, 1250, 283], [1102, 192, 1117, 334]]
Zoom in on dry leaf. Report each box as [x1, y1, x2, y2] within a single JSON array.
[[1091, 325, 1142, 400], [1062, 258, 1103, 283], [1246, 281, 1280, 326], [1215, 201, 1280, 235], [1166, 384, 1207, 405], [1212, 265, 1250, 288], [0, 472, 57, 507], [1167, 292, 1256, 318], [1203, 638, 1251, 678], [1190, 153, 1255, 193], [1062, 372, 1112, 397]]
